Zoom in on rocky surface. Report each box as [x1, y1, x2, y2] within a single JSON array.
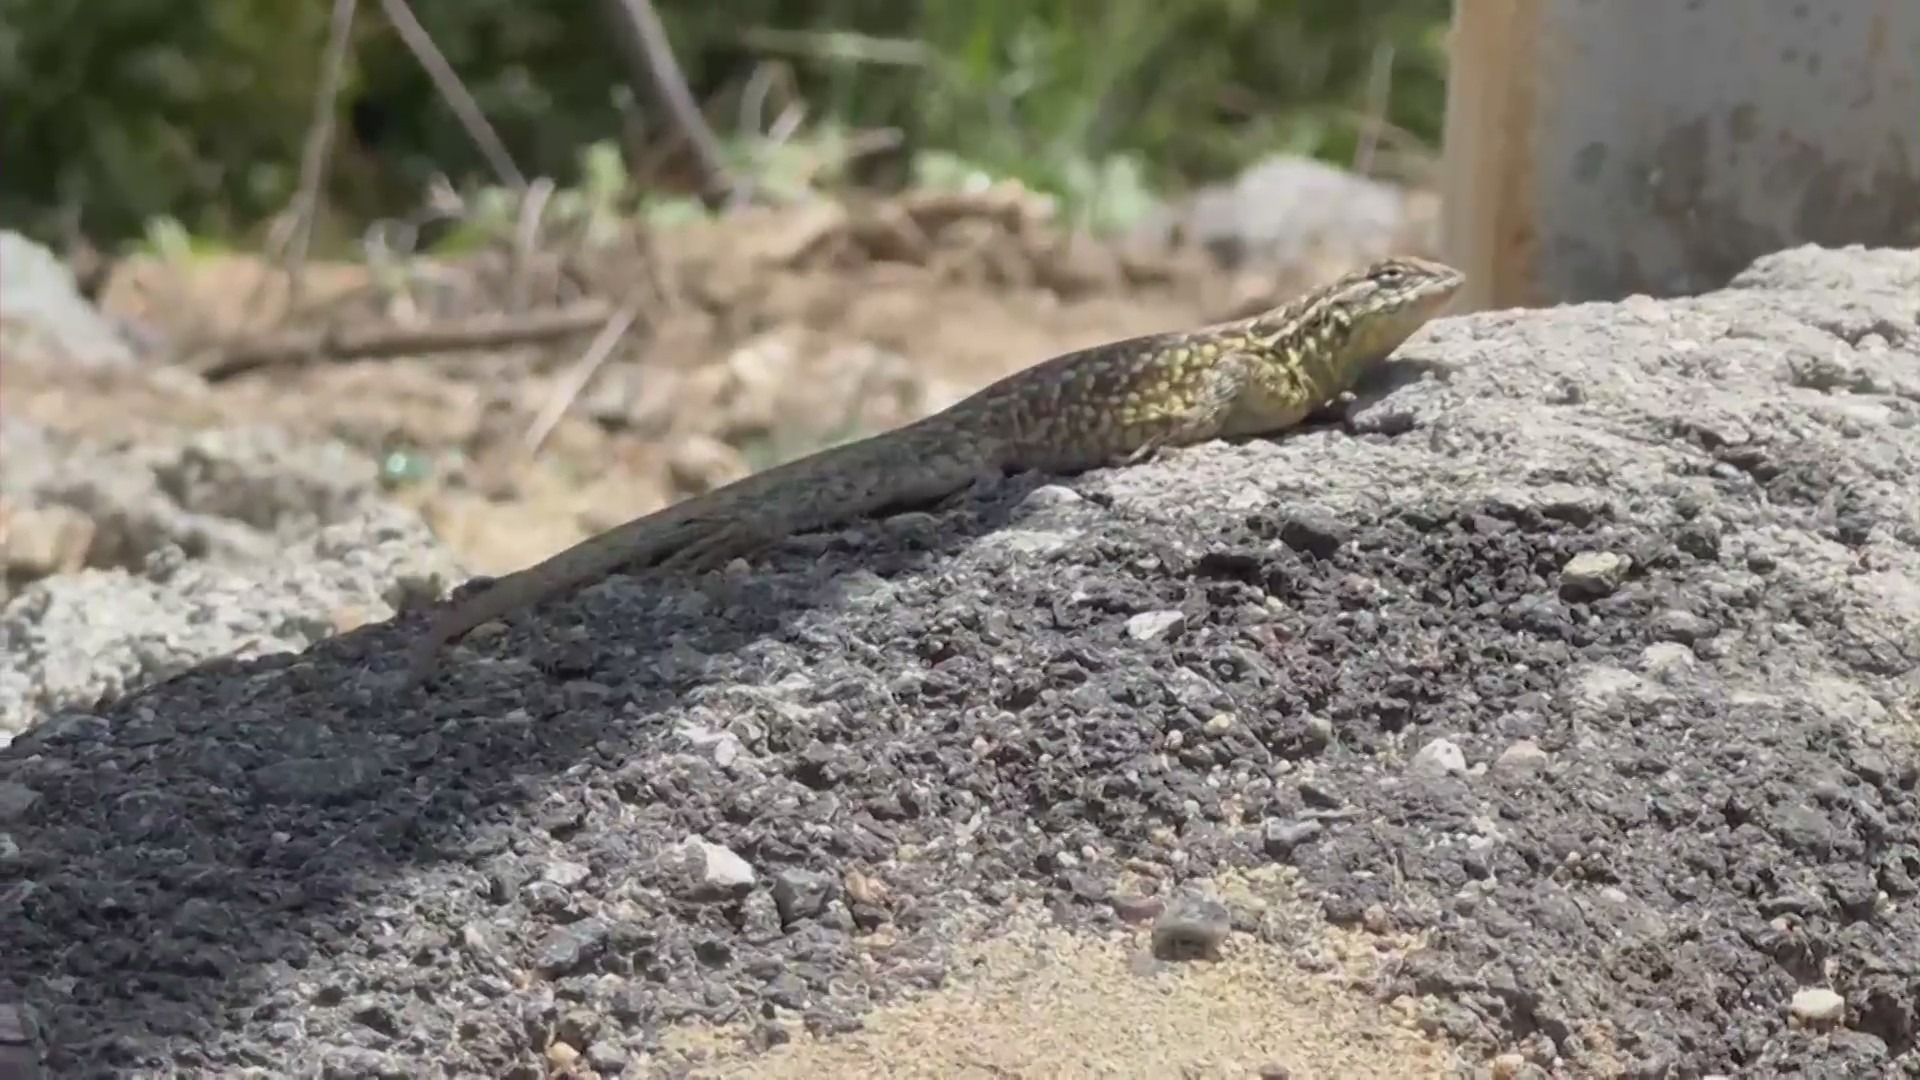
[[0, 230, 140, 369], [1, 244, 1917, 1077], [0, 419, 459, 741]]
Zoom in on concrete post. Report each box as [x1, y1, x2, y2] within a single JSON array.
[[1440, 0, 1920, 310]]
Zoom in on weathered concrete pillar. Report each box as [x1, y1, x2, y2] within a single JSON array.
[[1440, 0, 1920, 310]]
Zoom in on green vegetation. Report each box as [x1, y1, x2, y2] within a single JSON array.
[[0, 0, 1451, 252]]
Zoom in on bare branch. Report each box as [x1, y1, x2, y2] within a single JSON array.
[[196, 301, 613, 380], [597, 0, 739, 210], [283, 0, 359, 315], [376, 0, 526, 191]]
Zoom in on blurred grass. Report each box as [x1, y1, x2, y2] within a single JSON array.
[[0, 0, 1451, 251]]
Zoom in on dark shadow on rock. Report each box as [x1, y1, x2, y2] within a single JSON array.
[[0, 391, 1379, 1074]]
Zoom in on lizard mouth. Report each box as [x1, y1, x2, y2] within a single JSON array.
[[1358, 280, 1464, 359]]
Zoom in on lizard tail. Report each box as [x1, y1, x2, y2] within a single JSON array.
[[396, 417, 984, 689], [396, 500, 716, 688]]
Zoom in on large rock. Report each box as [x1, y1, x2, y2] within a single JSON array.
[[0, 231, 136, 368], [0, 245, 1916, 1076], [0, 421, 461, 741], [1130, 154, 1438, 271]]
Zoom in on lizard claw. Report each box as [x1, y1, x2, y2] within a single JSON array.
[[1112, 440, 1165, 468], [655, 520, 766, 574]]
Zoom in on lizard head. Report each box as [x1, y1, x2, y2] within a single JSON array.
[[1251, 254, 1465, 372]]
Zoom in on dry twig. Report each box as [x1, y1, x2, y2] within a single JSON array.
[[508, 178, 557, 312], [1353, 42, 1397, 177], [523, 306, 640, 455], [195, 301, 613, 381], [283, 0, 360, 316]]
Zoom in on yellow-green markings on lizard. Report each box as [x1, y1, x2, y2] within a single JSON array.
[[398, 255, 1465, 689]]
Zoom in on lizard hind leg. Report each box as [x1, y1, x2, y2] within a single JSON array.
[[654, 432, 1001, 575], [654, 513, 787, 574]]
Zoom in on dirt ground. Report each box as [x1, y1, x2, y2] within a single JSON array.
[[2, 193, 1474, 1077], [674, 875, 1462, 1080]]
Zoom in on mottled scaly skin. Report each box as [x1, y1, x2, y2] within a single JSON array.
[[399, 255, 1464, 687]]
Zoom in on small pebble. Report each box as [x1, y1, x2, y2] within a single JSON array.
[[685, 837, 756, 889], [1019, 484, 1086, 511], [1125, 610, 1187, 642], [586, 1040, 629, 1073], [1151, 894, 1232, 961], [1262, 818, 1322, 861], [542, 860, 592, 888], [1411, 738, 1468, 778], [1560, 551, 1630, 599], [1790, 987, 1844, 1027], [1110, 893, 1165, 925], [1649, 609, 1715, 644], [1492, 740, 1550, 778], [1639, 643, 1696, 682], [1361, 903, 1390, 934], [0, 783, 42, 823], [1303, 715, 1335, 745], [771, 869, 836, 923]]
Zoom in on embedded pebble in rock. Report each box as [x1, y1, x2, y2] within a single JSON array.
[[1303, 715, 1335, 746], [1639, 642, 1698, 683], [1109, 893, 1166, 925], [1557, 551, 1629, 599], [542, 860, 592, 888], [1649, 608, 1716, 644], [1017, 484, 1086, 512], [1790, 988, 1845, 1028], [684, 837, 756, 890], [3, 245, 1919, 1078], [1124, 609, 1187, 642], [1262, 818, 1323, 861], [771, 868, 837, 924], [1410, 738, 1468, 778], [0, 781, 42, 821], [0, 1003, 41, 1080], [1491, 740, 1549, 779], [586, 1039, 628, 1073]]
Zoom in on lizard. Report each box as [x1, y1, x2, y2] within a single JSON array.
[[398, 254, 1465, 689]]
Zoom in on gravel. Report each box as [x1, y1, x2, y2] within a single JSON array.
[[2, 244, 1918, 1077]]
